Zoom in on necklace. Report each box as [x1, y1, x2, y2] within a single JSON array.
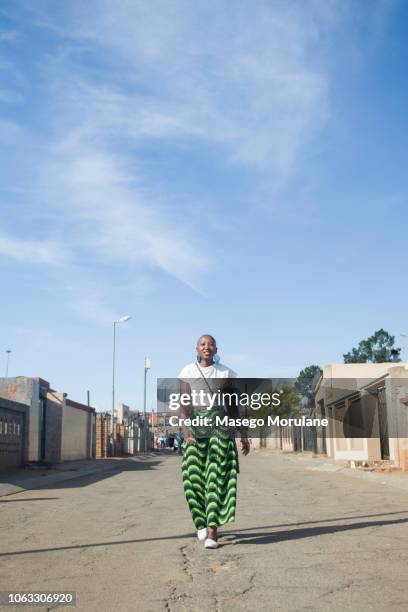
[[197, 363, 217, 377]]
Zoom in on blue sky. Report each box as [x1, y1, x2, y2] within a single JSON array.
[[1, 0, 407, 411]]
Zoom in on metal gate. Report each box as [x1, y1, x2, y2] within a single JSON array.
[[377, 387, 389, 460], [0, 406, 25, 470], [302, 426, 317, 453]]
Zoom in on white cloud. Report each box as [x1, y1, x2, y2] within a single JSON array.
[[56, 0, 333, 175], [40, 145, 210, 290], [16, 0, 341, 297], [2, 1, 364, 306], [0, 233, 71, 265]]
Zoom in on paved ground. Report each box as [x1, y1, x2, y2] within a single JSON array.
[[2, 451, 408, 612]]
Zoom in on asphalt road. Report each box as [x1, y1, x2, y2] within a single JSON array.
[[2, 451, 408, 611]]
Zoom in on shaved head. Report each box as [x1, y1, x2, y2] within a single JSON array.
[[196, 334, 217, 347]]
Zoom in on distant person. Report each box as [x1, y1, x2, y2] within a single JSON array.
[[178, 334, 249, 550], [176, 429, 184, 455]]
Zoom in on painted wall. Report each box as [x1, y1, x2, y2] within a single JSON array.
[[0, 377, 41, 461]]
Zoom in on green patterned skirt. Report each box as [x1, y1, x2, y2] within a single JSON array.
[[182, 426, 239, 529]]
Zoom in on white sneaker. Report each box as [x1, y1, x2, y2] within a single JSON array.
[[197, 527, 208, 541], [204, 538, 219, 549]]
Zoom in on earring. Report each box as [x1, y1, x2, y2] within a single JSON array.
[[213, 355, 220, 364], [196, 355, 201, 363]]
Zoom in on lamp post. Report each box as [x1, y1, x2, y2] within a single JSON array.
[[143, 357, 151, 450], [111, 315, 131, 457], [151, 406, 155, 449], [5, 350, 11, 378]]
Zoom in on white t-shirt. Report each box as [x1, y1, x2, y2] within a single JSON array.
[[177, 362, 237, 409], [178, 362, 238, 380]]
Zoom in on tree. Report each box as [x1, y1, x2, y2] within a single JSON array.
[[252, 386, 302, 421], [295, 365, 322, 406], [278, 386, 302, 417], [343, 329, 401, 364]]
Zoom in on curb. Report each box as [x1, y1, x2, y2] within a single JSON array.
[[263, 450, 408, 494]]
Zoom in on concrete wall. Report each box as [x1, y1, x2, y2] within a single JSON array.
[[0, 377, 96, 464], [322, 363, 396, 379], [44, 391, 64, 463], [384, 370, 408, 469], [61, 403, 89, 460], [314, 363, 408, 467]]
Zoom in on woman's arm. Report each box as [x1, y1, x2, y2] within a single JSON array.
[[224, 380, 250, 455]]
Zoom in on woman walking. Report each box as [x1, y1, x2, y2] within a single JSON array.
[[178, 334, 250, 549]]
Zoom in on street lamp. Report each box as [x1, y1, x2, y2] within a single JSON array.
[[143, 357, 151, 415], [5, 350, 11, 378], [111, 315, 131, 457]]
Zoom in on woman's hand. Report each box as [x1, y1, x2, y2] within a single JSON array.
[[184, 436, 196, 446], [240, 436, 250, 456]]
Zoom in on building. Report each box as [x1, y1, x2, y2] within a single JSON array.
[[313, 363, 408, 470], [115, 402, 130, 424], [0, 376, 96, 470], [147, 410, 175, 428]]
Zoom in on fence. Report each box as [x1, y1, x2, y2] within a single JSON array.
[[95, 414, 111, 458], [258, 424, 318, 453], [95, 413, 152, 458]]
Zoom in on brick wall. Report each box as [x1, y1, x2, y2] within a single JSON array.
[[96, 414, 111, 458]]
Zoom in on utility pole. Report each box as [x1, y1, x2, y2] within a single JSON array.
[[143, 357, 151, 414], [143, 357, 151, 450], [111, 322, 116, 456], [5, 350, 11, 378], [111, 315, 131, 457]]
